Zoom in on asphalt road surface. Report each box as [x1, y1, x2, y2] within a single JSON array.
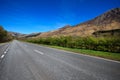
[[0, 40, 120, 80]]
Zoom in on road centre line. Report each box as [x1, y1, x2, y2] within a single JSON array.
[[4, 45, 9, 54], [1, 55, 5, 59], [1, 44, 10, 59]]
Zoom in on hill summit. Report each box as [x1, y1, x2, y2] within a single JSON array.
[[31, 8, 120, 37]]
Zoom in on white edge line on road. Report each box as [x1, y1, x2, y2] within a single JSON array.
[[73, 52, 120, 63], [34, 50, 44, 55], [47, 46, 120, 64], [25, 42, 120, 63]]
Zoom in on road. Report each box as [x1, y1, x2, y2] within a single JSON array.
[[0, 40, 120, 80], [0, 43, 9, 57]]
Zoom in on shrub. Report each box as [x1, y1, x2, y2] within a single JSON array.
[[26, 36, 120, 53]]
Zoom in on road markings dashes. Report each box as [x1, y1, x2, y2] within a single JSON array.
[[4, 49, 8, 54], [1, 44, 10, 59], [1, 55, 5, 59], [34, 50, 44, 55], [4, 51, 7, 54]]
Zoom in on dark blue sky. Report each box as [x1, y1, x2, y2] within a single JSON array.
[[0, 0, 120, 34]]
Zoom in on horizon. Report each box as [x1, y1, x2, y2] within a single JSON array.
[[0, 0, 120, 34]]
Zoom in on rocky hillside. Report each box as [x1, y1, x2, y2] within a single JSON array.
[[36, 8, 120, 38]]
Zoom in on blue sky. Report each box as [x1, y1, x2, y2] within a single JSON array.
[[0, 0, 120, 34]]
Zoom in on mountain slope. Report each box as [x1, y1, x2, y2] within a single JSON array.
[[36, 8, 120, 38], [9, 32, 26, 38], [24, 32, 41, 38], [9, 32, 41, 38]]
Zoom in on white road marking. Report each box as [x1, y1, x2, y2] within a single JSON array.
[[1, 55, 5, 59], [1, 44, 10, 59], [26, 42, 120, 63], [34, 50, 44, 55], [46, 46, 120, 63], [4, 51, 7, 54], [4, 46, 9, 54]]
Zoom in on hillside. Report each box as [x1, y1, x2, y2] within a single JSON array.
[[9, 32, 41, 38], [24, 32, 41, 38], [36, 8, 120, 38], [93, 29, 120, 37], [9, 32, 26, 38]]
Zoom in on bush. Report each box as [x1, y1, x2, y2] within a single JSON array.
[[0, 26, 13, 43], [26, 36, 120, 53]]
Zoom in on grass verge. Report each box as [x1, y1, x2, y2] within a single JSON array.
[[40, 44, 120, 61]]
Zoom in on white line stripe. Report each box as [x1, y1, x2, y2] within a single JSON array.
[[26, 42, 120, 63], [4, 47, 9, 54], [4, 51, 7, 54], [1, 55, 5, 59], [34, 50, 44, 55], [1, 44, 10, 59], [47, 47, 120, 63], [5, 44, 10, 52], [73, 52, 120, 63]]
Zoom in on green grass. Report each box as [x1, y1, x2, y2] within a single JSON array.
[[41, 44, 120, 61]]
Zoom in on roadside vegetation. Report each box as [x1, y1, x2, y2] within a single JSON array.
[[26, 36, 120, 53], [0, 26, 13, 43], [25, 36, 120, 60], [25, 36, 120, 61]]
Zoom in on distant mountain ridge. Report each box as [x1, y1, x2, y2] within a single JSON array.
[[9, 8, 120, 38], [78, 8, 120, 26], [35, 8, 120, 38], [9, 32, 41, 38], [24, 32, 41, 38], [9, 32, 26, 38]]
